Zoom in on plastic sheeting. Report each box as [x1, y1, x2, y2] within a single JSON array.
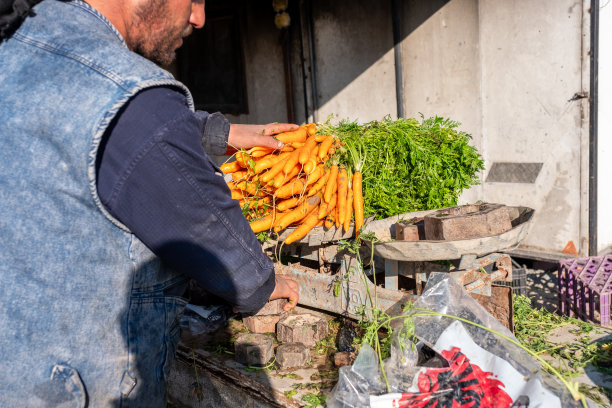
[[327, 273, 584, 408]]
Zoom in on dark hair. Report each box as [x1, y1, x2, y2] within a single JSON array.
[[0, 0, 44, 41]]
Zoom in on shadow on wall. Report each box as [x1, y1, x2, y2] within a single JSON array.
[[292, 0, 450, 115]]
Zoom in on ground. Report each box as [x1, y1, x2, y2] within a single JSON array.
[[521, 261, 612, 407]]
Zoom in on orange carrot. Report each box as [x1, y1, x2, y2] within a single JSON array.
[[324, 216, 334, 229], [307, 172, 329, 197], [323, 164, 339, 203], [335, 196, 340, 228], [259, 154, 290, 183], [337, 167, 348, 228], [306, 123, 317, 136], [353, 171, 363, 236], [256, 151, 292, 174], [248, 146, 275, 158], [274, 194, 320, 232], [283, 146, 302, 174], [343, 183, 353, 233], [275, 126, 308, 144], [305, 164, 325, 187], [284, 212, 319, 245], [298, 135, 318, 166], [250, 213, 276, 233], [318, 192, 337, 219], [235, 180, 260, 196], [220, 160, 242, 174], [317, 136, 334, 161], [234, 151, 250, 168], [276, 197, 303, 212], [230, 190, 244, 200], [275, 178, 306, 199], [303, 145, 320, 174], [273, 165, 301, 189], [231, 170, 250, 182]]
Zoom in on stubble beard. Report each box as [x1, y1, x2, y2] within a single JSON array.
[[127, 0, 190, 66]]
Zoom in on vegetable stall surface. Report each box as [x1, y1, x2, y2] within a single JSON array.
[[221, 117, 484, 244]]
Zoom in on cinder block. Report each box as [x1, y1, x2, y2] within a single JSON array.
[[424, 203, 512, 241], [276, 342, 310, 369], [234, 333, 274, 366], [276, 313, 328, 347], [242, 314, 283, 333]]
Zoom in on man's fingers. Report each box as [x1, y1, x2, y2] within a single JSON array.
[[264, 123, 299, 136], [272, 274, 299, 311], [256, 135, 284, 149], [283, 291, 299, 311]]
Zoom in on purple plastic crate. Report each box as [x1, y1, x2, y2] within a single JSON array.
[[558, 255, 612, 326]]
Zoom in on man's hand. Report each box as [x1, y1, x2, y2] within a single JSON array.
[[269, 274, 299, 312], [226, 123, 299, 154]]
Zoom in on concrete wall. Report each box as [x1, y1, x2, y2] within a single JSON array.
[[400, 0, 482, 201], [203, 0, 598, 256], [475, 0, 589, 255], [599, 2, 612, 254], [225, 2, 290, 125], [306, 0, 591, 255], [312, 0, 397, 122]]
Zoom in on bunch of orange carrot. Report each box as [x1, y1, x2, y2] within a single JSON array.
[[220, 123, 364, 245]]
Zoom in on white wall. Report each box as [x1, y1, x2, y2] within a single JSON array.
[[400, 0, 590, 255], [598, 1, 612, 254]]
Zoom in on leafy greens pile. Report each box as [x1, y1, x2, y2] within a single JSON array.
[[325, 115, 484, 219]]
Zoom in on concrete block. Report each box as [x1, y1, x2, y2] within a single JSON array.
[[276, 314, 328, 347], [424, 203, 512, 241], [234, 333, 274, 366], [275, 342, 311, 369], [242, 314, 283, 334], [254, 299, 288, 316]]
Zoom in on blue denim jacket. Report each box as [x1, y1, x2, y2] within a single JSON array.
[[0, 1, 198, 406]]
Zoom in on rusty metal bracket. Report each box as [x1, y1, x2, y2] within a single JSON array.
[[452, 253, 512, 296]]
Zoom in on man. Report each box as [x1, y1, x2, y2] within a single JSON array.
[[0, 0, 298, 406]]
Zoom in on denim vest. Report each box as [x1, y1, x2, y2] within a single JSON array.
[[0, 1, 194, 406]]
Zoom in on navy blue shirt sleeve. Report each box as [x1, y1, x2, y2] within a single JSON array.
[[96, 86, 275, 313]]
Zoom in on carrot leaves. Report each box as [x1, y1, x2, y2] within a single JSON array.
[[329, 115, 484, 219]]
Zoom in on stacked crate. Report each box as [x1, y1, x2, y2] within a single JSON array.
[[558, 255, 612, 326]]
